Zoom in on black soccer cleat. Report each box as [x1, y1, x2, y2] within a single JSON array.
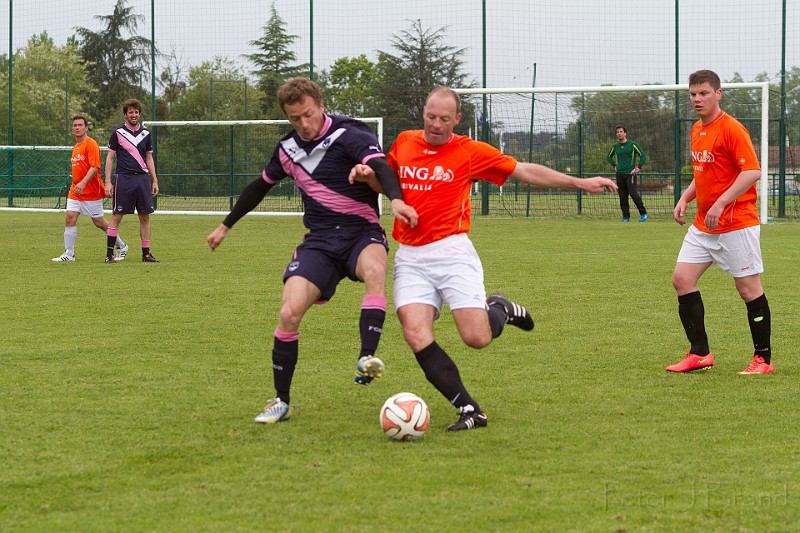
[[487, 292, 534, 331], [447, 405, 488, 432], [142, 253, 160, 263]]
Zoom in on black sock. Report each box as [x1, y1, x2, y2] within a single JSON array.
[[272, 333, 299, 405], [746, 293, 771, 363], [359, 306, 386, 358], [142, 247, 151, 256], [414, 341, 479, 412], [678, 291, 709, 356], [487, 302, 506, 339], [106, 235, 116, 257]]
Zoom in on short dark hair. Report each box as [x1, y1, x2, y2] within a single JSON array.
[[122, 98, 143, 114], [689, 69, 721, 91], [615, 125, 627, 133], [72, 115, 88, 126], [426, 87, 462, 115], [277, 77, 323, 113]]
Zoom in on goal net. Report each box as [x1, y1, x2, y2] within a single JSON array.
[[455, 83, 771, 222]]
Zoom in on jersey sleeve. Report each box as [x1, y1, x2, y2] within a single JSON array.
[[633, 142, 647, 167], [87, 139, 101, 169], [606, 145, 616, 165], [468, 140, 516, 185], [262, 143, 290, 184], [727, 121, 760, 172], [107, 130, 119, 152], [346, 120, 385, 164]]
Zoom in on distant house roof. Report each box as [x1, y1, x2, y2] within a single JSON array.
[[762, 146, 800, 170]]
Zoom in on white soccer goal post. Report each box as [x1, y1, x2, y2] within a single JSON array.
[[455, 82, 771, 223]]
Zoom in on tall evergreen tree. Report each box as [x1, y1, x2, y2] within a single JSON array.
[[243, 3, 309, 118], [375, 19, 474, 144], [75, 0, 154, 125]]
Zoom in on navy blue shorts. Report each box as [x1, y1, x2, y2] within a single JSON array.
[[283, 225, 389, 301], [113, 172, 155, 215]]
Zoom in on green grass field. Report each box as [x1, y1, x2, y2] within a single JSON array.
[[1, 211, 799, 532]]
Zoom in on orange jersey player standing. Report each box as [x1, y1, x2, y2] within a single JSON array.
[[667, 69, 773, 375], [52, 115, 127, 262], [352, 86, 617, 432]]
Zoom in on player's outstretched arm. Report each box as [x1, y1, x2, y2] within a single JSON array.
[[511, 162, 617, 193]]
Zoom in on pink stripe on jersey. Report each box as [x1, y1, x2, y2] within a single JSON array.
[[362, 152, 385, 164], [262, 169, 280, 185], [116, 132, 149, 172], [275, 329, 300, 342], [362, 294, 387, 311], [278, 151, 379, 224]]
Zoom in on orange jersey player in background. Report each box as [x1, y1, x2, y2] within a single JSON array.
[[52, 115, 127, 262], [667, 69, 773, 375]]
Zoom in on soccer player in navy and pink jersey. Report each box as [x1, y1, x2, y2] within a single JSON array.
[[207, 77, 417, 424], [104, 98, 160, 263]]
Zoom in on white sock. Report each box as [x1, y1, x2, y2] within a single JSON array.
[[115, 236, 126, 248], [64, 226, 77, 255]]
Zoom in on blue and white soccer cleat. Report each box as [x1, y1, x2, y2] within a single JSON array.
[[354, 355, 385, 386]]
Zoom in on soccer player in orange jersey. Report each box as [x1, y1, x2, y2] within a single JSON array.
[[351, 87, 617, 431], [52, 115, 127, 262], [667, 70, 773, 375]]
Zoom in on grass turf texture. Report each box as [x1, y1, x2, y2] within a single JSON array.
[[1, 211, 799, 532]]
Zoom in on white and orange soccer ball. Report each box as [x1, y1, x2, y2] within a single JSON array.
[[380, 392, 430, 441]]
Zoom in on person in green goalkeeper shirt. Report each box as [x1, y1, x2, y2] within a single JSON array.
[[607, 125, 648, 222]]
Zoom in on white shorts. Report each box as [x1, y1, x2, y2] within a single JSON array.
[[66, 198, 106, 218], [677, 225, 763, 278], [393, 233, 487, 313]]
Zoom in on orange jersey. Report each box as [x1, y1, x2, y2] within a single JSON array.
[[388, 131, 517, 246], [690, 112, 760, 233], [69, 137, 104, 201]]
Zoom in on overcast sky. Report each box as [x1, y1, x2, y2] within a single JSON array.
[[4, 0, 798, 89]]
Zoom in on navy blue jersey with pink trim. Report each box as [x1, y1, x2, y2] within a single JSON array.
[[263, 115, 386, 231], [108, 125, 152, 174]]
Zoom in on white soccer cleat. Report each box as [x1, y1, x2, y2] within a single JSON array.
[[52, 251, 75, 262], [115, 243, 128, 261], [254, 398, 291, 424]]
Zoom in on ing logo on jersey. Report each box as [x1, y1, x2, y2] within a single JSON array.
[[691, 150, 715, 163], [399, 165, 455, 182]]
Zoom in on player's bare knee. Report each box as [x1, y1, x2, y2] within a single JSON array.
[[277, 305, 303, 330], [672, 272, 691, 293], [460, 331, 492, 349]]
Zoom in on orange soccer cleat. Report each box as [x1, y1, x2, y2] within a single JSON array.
[[738, 355, 774, 375], [666, 353, 714, 373]]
